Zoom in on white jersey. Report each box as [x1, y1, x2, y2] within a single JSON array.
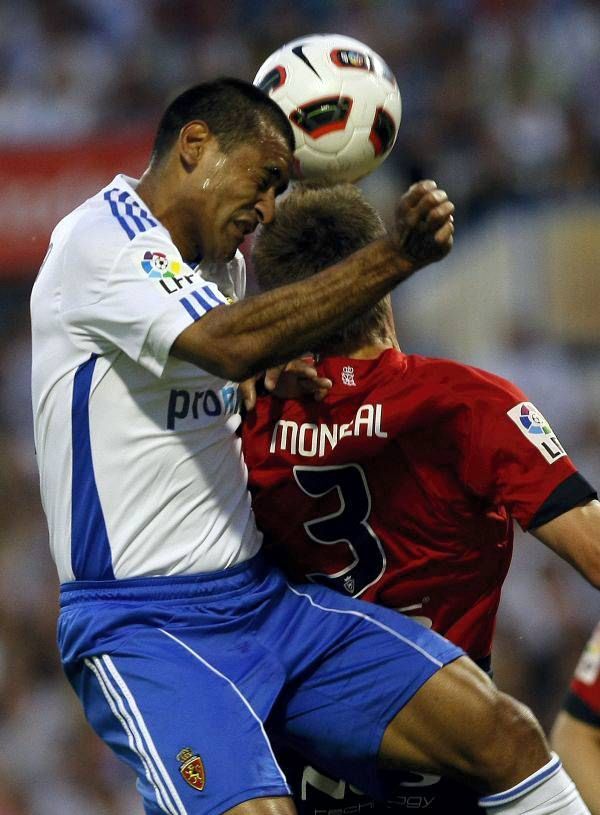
[[31, 175, 263, 584]]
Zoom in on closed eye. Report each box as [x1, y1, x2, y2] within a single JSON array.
[[260, 166, 289, 196], [275, 179, 289, 196]]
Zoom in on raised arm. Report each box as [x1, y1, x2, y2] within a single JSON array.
[[172, 181, 453, 380]]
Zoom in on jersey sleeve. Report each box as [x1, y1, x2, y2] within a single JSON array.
[[60, 228, 229, 377], [563, 623, 600, 726], [458, 367, 595, 529]]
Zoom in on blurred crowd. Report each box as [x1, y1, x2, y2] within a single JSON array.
[[0, 0, 599, 812], [1, 0, 599, 217]]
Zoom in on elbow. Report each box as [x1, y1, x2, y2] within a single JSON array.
[[171, 321, 264, 382], [216, 354, 259, 383], [585, 564, 600, 590], [201, 343, 265, 382], [576, 551, 600, 590]]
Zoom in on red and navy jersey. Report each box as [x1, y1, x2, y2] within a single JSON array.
[[243, 349, 595, 661], [564, 622, 600, 727]]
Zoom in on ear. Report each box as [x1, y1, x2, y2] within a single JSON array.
[[178, 121, 214, 169]]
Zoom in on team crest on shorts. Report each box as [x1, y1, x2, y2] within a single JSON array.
[[141, 250, 182, 279], [506, 402, 566, 463], [177, 747, 205, 790]]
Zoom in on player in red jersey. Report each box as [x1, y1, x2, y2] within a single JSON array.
[[552, 623, 600, 814], [242, 184, 600, 815]]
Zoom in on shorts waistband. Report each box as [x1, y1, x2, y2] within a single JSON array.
[[59, 552, 271, 607]]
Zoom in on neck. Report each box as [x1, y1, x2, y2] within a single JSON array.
[[136, 166, 199, 262], [320, 336, 398, 360]]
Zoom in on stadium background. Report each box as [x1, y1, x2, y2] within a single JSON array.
[[0, 0, 599, 811]]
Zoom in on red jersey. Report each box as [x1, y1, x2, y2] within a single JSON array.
[[243, 349, 593, 661], [565, 622, 600, 724]]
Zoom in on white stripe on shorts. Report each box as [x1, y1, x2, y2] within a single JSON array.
[[86, 656, 187, 815], [159, 628, 291, 792], [285, 584, 446, 667]]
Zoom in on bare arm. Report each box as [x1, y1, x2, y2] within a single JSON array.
[[172, 181, 454, 381], [551, 712, 600, 814], [531, 499, 600, 588]]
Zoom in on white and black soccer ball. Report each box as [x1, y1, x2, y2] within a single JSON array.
[[254, 34, 402, 184]]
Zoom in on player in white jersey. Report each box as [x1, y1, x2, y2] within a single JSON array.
[[31, 79, 590, 815], [32, 171, 256, 581]]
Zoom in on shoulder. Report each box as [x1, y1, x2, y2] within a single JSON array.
[[54, 191, 177, 311], [63, 178, 173, 258], [403, 354, 527, 406]]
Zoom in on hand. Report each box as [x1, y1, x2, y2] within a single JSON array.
[[239, 376, 260, 412], [265, 357, 332, 402], [239, 358, 333, 411], [392, 180, 455, 271]]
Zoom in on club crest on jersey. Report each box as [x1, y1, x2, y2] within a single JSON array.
[[141, 250, 182, 279], [506, 402, 566, 464], [341, 365, 356, 386], [177, 747, 205, 791]]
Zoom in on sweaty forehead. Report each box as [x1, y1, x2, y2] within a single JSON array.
[[256, 128, 292, 167]]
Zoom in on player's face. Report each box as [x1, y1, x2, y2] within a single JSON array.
[[192, 130, 291, 262]]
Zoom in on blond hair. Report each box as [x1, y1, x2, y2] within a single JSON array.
[[252, 184, 390, 352]]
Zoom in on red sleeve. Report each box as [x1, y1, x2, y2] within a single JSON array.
[[564, 623, 600, 724], [456, 366, 586, 530]]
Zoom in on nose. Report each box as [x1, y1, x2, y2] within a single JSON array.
[[255, 188, 277, 225]]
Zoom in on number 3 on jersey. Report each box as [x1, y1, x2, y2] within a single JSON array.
[[293, 464, 386, 597]]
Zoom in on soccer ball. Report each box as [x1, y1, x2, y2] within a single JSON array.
[[254, 34, 402, 184]]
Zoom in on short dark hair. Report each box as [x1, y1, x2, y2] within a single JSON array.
[[252, 184, 390, 351], [151, 78, 295, 162]]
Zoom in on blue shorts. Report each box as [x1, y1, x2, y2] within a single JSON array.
[[58, 554, 462, 815]]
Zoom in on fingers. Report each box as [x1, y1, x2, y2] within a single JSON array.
[[397, 181, 453, 225], [283, 358, 319, 380], [274, 371, 333, 400], [263, 364, 287, 392], [239, 376, 258, 412], [298, 375, 333, 400], [393, 178, 455, 267], [265, 358, 333, 401], [426, 199, 454, 227], [409, 189, 452, 228], [287, 359, 332, 399], [313, 385, 332, 402], [434, 219, 454, 250], [253, 361, 333, 409], [400, 179, 438, 210], [431, 205, 454, 250]]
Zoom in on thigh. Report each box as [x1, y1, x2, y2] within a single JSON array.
[[67, 627, 291, 815], [378, 655, 546, 787], [267, 583, 463, 800], [226, 797, 297, 815]]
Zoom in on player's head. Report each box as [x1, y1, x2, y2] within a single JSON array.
[[151, 79, 294, 163], [252, 184, 391, 352], [148, 79, 294, 262]]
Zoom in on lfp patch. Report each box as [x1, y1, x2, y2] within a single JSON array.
[[141, 250, 182, 279], [506, 402, 566, 464], [574, 623, 600, 685]]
